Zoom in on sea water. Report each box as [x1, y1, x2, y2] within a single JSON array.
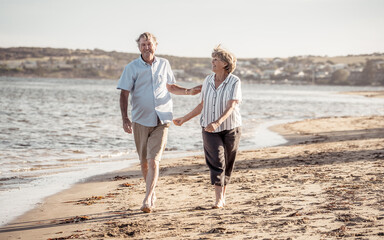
[[1, 76, 383, 225]]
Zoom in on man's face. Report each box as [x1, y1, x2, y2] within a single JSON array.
[[138, 37, 157, 60]]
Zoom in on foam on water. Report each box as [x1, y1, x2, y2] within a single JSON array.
[[0, 155, 136, 225]]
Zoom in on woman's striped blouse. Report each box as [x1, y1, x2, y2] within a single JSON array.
[[200, 73, 242, 132]]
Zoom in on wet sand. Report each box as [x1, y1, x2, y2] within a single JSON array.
[[1, 115, 383, 239]]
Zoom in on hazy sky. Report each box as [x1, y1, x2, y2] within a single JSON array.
[[0, 0, 383, 58]]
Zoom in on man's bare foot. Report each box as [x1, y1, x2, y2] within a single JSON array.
[[140, 204, 152, 213], [212, 204, 224, 209], [212, 200, 225, 209]]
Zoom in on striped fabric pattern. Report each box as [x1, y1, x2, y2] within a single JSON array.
[[200, 73, 242, 132]]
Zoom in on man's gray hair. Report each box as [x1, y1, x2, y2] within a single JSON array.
[[136, 32, 158, 46]]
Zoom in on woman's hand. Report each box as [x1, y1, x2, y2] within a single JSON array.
[[204, 121, 220, 133], [173, 117, 185, 126]]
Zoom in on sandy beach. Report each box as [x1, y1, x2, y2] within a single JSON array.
[[0, 115, 383, 239], [340, 90, 384, 98]]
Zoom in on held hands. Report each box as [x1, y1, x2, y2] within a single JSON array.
[[173, 117, 185, 126], [122, 118, 132, 134]]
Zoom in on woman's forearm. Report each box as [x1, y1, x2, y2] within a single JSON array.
[[183, 102, 203, 122], [204, 100, 238, 132], [216, 100, 238, 124], [173, 102, 203, 126]]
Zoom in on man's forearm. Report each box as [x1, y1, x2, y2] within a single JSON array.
[[167, 84, 188, 95], [167, 84, 202, 95], [120, 91, 129, 119]]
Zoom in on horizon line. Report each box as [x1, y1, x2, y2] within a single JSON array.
[[1, 45, 383, 60]]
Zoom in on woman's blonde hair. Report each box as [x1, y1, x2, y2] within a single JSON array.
[[212, 45, 237, 73]]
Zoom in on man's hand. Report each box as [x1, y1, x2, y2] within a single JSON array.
[[123, 118, 132, 134], [189, 85, 202, 95]]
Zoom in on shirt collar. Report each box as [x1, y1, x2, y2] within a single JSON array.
[[210, 73, 231, 89], [223, 73, 231, 84], [139, 55, 157, 66]]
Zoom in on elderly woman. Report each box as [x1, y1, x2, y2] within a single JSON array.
[[173, 46, 242, 208]]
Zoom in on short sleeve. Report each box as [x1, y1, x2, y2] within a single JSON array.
[[200, 76, 209, 103], [117, 64, 135, 91], [166, 60, 176, 85], [231, 80, 242, 102]]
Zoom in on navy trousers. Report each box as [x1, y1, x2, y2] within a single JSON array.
[[202, 127, 241, 186]]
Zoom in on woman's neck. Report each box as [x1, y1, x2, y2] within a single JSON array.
[[215, 72, 228, 82], [214, 71, 228, 88]]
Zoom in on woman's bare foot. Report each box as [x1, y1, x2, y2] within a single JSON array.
[[213, 185, 225, 209]]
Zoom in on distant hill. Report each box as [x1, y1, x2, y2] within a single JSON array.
[[0, 47, 383, 85], [0, 47, 210, 81]]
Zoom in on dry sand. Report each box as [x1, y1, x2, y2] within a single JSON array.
[[339, 91, 384, 98], [1, 115, 383, 240]]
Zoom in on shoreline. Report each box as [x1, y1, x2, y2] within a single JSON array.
[[3, 76, 384, 90], [339, 90, 384, 98], [1, 115, 383, 239]]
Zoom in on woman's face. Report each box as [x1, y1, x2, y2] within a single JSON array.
[[211, 57, 227, 73]]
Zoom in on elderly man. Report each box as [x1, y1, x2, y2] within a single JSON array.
[[117, 32, 201, 213]]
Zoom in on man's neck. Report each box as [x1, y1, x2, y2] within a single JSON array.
[[141, 55, 155, 65]]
